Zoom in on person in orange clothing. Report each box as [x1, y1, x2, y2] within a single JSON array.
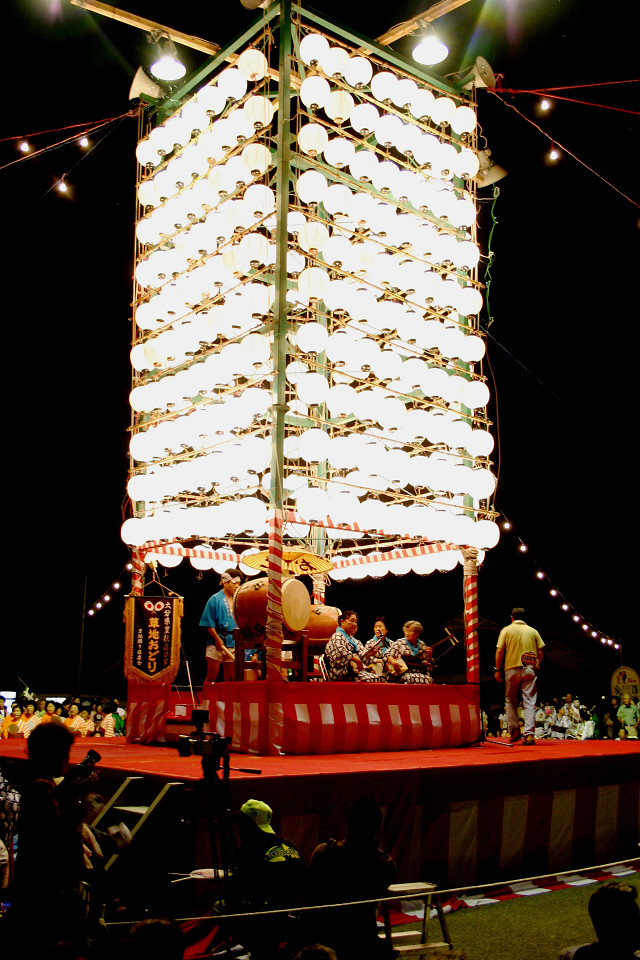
[[39, 701, 62, 725], [1, 704, 28, 738], [64, 703, 86, 735], [21, 702, 42, 738]]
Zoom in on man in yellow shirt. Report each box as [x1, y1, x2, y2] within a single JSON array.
[[495, 607, 544, 746]]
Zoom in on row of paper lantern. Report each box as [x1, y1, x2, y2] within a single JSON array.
[[136, 214, 478, 305], [297, 121, 478, 183], [294, 316, 483, 361], [134, 246, 482, 321], [135, 40, 476, 172], [132, 299, 485, 384], [135, 147, 476, 256], [127, 435, 495, 503], [135, 91, 477, 243], [298, 71, 476, 136], [298, 33, 476, 132], [295, 168, 477, 227], [129, 392, 493, 464], [131, 305, 485, 387], [134, 240, 482, 322], [129, 345, 489, 419], [121, 495, 498, 548], [129, 410, 494, 467], [135, 50, 272, 168]]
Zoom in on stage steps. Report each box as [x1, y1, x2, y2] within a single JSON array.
[[91, 775, 186, 871]]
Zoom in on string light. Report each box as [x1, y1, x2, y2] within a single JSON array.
[[85, 569, 126, 617], [18, 140, 30, 153], [548, 144, 560, 162], [500, 510, 620, 650]]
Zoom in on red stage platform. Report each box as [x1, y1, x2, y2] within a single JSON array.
[[127, 680, 482, 754], [1, 735, 637, 889]]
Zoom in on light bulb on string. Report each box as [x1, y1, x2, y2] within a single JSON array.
[[547, 143, 560, 162], [535, 571, 544, 580], [549, 588, 558, 597], [518, 543, 527, 553]]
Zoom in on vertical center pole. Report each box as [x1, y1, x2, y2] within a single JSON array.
[[266, 0, 292, 687], [462, 546, 479, 683]]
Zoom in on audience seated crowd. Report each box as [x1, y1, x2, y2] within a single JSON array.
[[484, 690, 639, 741], [0, 692, 127, 740]]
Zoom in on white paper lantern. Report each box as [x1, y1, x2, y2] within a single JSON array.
[[345, 55, 373, 88], [300, 75, 331, 111], [299, 33, 331, 67], [237, 48, 269, 82], [298, 122, 329, 157], [350, 103, 379, 136]]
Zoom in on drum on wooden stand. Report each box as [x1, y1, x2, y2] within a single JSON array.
[[304, 604, 340, 639], [233, 577, 312, 638]]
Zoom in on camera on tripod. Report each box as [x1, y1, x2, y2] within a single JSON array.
[[176, 709, 232, 763]]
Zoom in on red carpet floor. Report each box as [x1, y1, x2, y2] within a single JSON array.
[[1, 736, 637, 888], [1, 733, 637, 780]]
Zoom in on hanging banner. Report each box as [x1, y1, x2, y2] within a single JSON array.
[[124, 595, 183, 683]]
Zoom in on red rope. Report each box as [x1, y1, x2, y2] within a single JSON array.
[[493, 89, 640, 116], [0, 110, 137, 143], [488, 90, 640, 210]]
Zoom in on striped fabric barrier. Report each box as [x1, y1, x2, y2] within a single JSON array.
[[126, 679, 171, 743], [131, 539, 460, 565], [208, 681, 481, 756]]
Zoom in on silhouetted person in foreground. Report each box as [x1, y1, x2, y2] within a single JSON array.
[[303, 797, 396, 960], [559, 881, 640, 959], [6, 724, 101, 952], [123, 918, 186, 960]]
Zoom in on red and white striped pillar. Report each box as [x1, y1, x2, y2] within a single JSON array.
[[462, 547, 480, 683], [311, 572, 326, 604], [130, 547, 146, 597], [265, 507, 285, 685]]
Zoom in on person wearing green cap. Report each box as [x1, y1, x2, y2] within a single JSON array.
[[227, 798, 305, 959]]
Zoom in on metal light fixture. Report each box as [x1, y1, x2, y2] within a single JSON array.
[[149, 34, 186, 82], [412, 22, 448, 66]]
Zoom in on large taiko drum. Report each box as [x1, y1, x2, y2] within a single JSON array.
[[304, 604, 340, 639], [233, 577, 312, 637]]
